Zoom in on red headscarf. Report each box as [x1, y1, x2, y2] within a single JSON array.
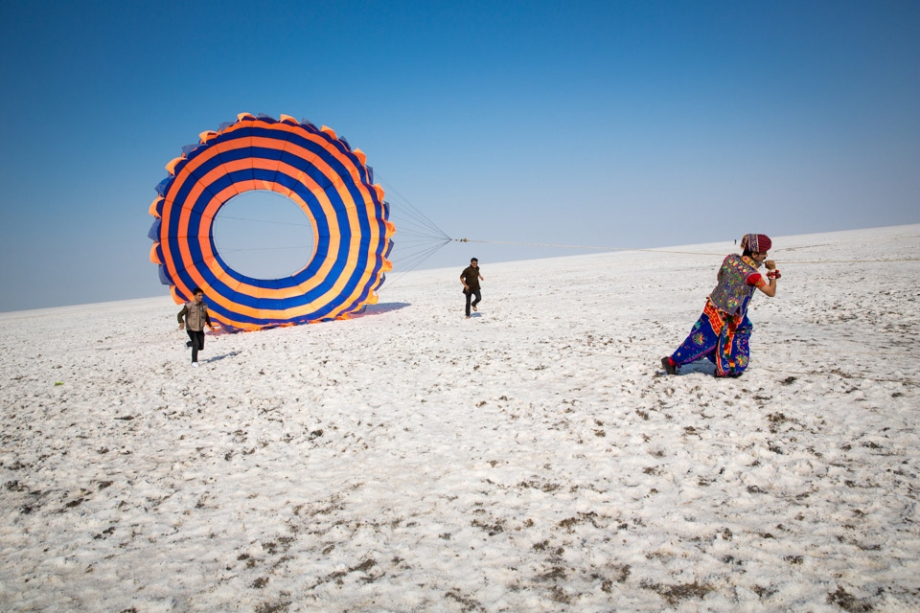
[[740, 233, 772, 253]]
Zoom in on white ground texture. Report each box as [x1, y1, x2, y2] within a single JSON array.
[[1, 225, 919, 613]]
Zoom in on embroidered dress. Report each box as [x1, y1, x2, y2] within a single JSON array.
[[671, 254, 761, 377]]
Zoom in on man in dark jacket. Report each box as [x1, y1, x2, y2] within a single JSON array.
[[178, 287, 214, 367], [460, 258, 485, 318]]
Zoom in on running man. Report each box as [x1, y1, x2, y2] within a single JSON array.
[[178, 287, 214, 367], [460, 257, 484, 319]]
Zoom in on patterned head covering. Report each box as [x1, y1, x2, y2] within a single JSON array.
[[740, 233, 772, 253]]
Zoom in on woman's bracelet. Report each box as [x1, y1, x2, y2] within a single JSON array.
[[766, 270, 781, 279]]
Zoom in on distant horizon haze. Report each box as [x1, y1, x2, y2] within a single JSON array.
[[1, 222, 917, 315]]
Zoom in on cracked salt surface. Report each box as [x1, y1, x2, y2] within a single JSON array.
[[1, 225, 918, 612]]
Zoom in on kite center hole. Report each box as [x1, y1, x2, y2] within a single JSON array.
[[212, 190, 315, 280]]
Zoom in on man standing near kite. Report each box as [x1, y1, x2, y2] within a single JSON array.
[[460, 258, 485, 319], [662, 234, 780, 377], [178, 287, 214, 367]]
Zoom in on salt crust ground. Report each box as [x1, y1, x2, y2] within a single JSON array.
[[1, 225, 918, 613]]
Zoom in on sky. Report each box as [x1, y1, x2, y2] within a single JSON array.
[[0, 0, 917, 311]]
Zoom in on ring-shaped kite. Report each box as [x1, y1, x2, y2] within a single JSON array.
[[147, 113, 394, 331]]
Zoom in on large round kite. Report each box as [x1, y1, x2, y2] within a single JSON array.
[[148, 113, 394, 331]]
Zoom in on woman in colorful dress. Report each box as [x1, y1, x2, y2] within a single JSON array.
[[662, 234, 780, 377]]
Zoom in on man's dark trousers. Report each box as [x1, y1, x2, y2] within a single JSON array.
[[464, 289, 481, 317], [187, 330, 205, 363]]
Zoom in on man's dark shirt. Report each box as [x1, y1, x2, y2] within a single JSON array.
[[461, 266, 481, 291]]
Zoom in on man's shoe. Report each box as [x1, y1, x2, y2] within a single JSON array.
[[661, 357, 676, 375], [192, 362, 199, 368]]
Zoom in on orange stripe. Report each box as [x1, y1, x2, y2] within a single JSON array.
[[169, 286, 185, 305], [165, 156, 183, 176], [149, 196, 163, 218]]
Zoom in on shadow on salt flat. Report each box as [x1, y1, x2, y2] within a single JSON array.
[[679, 360, 717, 376], [206, 302, 411, 333], [353, 302, 411, 317], [206, 351, 242, 363]]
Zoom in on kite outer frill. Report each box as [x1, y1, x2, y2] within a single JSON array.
[[148, 113, 395, 331]]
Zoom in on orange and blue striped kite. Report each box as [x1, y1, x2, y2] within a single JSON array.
[[148, 113, 394, 330]]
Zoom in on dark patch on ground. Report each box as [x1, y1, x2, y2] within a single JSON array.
[[445, 589, 483, 612], [827, 587, 874, 612], [557, 511, 602, 530], [255, 601, 291, 613], [640, 580, 714, 605], [251, 577, 269, 589], [471, 519, 504, 536]]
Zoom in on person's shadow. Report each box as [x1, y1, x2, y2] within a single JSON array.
[[205, 350, 242, 363], [681, 360, 717, 375], [352, 302, 411, 318], [665, 360, 717, 376]]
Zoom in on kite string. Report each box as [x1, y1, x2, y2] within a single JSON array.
[[217, 215, 312, 228], [376, 173, 451, 241], [453, 238, 725, 256], [207, 192, 920, 273], [218, 246, 313, 253], [451, 238, 920, 265], [371, 174, 457, 282], [379, 238, 452, 292]]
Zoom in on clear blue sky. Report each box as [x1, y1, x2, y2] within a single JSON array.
[[1, 0, 917, 311]]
